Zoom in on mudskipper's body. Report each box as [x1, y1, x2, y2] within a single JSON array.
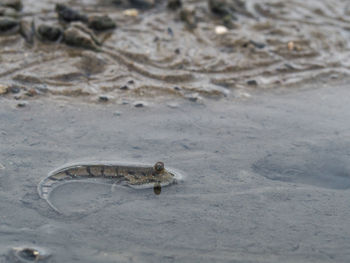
[[38, 161, 177, 213]]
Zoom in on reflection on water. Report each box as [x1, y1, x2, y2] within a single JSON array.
[[0, 0, 349, 102], [153, 183, 162, 195]]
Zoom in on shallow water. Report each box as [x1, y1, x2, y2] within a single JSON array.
[[1, 1, 350, 262], [1, 79, 350, 262], [0, 0, 350, 102]]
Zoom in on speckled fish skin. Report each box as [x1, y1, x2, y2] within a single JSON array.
[[37, 162, 176, 213]]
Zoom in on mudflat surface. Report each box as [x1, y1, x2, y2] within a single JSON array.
[[1, 78, 350, 262], [1, 0, 350, 103]]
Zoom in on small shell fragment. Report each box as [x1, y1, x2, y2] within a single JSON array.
[[123, 9, 139, 17], [215, 25, 228, 35], [0, 84, 8, 95], [287, 41, 294, 51]]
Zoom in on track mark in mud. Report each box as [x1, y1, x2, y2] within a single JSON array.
[[252, 142, 350, 190]]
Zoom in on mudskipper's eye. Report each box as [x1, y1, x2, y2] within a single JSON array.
[[154, 162, 164, 172]]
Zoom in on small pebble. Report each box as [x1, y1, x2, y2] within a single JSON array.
[[120, 85, 129, 90], [17, 101, 28, 107], [134, 101, 147, 107], [10, 85, 20, 93], [215, 25, 228, 35], [130, 0, 155, 9], [88, 15, 116, 31], [246, 80, 258, 86], [55, 4, 88, 23], [186, 93, 201, 102], [167, 0, 182, 10], [167, 27, 173, 36], [37, 24, 63, 41], [188, 97, 198, 102], [25, 88, 37, 97], [113, 111, 122, 116], [249, 40, 265, 49], [98, 95, 110, 102]]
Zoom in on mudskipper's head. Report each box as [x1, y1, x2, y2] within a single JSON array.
[[153, 161, 175, 182], [154, 161, 165, 173]]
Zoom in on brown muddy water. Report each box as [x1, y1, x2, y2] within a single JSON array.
[[1, 0, 350, 262]]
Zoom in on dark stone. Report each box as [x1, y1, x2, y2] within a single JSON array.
[[222, 14, 234, 28], [88, 15, 116, 31], [10, 85, 20, 93], [0, 17, 18, 32], [0, 0, 22, 11], [17, 101, 27, 107], [249, 40, 265, 49], [98, 95, 109, 102], [134, 101, 147, 107], [63, 26, 100, 51], [112, 0, 126, 5], [37, 24, 62, 41], [167, 0, 182, 10], [208, 0, 234, 18], [247, 80, 258, 86], [120, 85, 129, 90], [55, 4, 88, 23], [167, 27, 173, 36], [0, 7, 18, 17], [208, 0, 250, 20], [129, 0, 155, 9]]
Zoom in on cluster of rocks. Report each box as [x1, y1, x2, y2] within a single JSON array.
[[167, 0, 251, 29], [0, 0, 116, 50], [0, 0, 252, 50]]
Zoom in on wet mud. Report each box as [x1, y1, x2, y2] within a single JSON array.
[[1, 79, 350, 262], [1, 0, 350, 262], [253, 142, 350, 190], [0, 0, 349, 103]]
